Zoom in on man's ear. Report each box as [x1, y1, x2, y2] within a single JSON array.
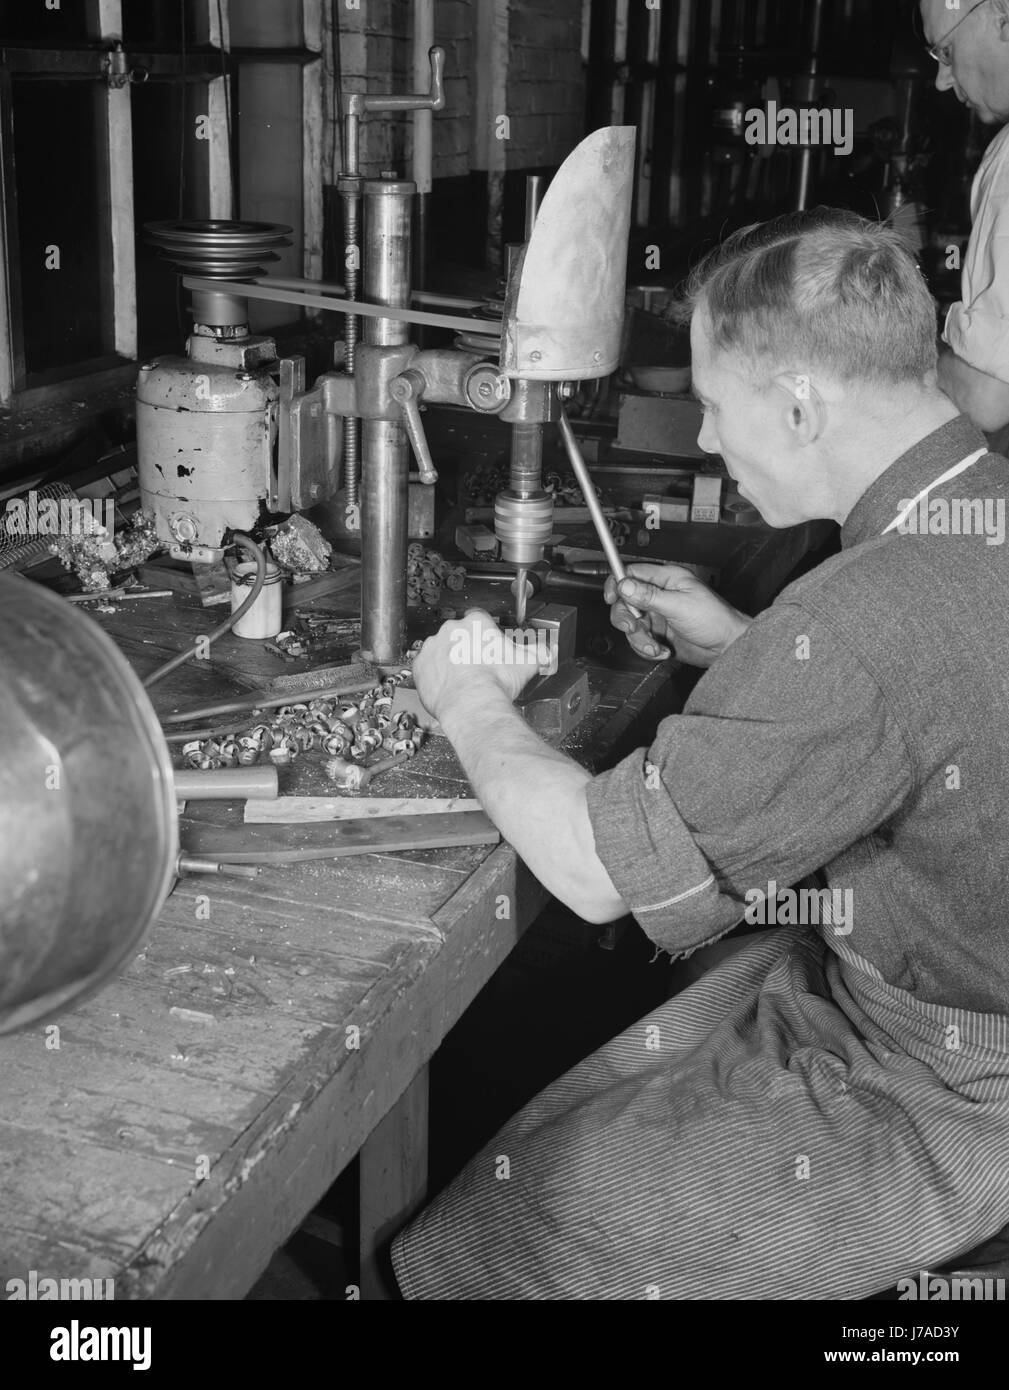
[[772, 372, 826, 442], [995, 0, 1009, 39]]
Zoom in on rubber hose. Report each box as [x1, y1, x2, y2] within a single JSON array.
[[142, 533, 267, 690]]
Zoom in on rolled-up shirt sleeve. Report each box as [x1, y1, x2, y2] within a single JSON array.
[[585, 602, 914, 957], [944, 127, 1009, 383]]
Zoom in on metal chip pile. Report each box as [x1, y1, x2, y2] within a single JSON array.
[[181, 672, 426, 771], [50, 509, 160, 592], [406, 543, 466, 608]]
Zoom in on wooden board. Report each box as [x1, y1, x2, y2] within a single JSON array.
[[244, 796, 484, 824], [184, 812, 501, 863]]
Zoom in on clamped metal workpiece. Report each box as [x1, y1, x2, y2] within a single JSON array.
[[514, 602, 594, 742]]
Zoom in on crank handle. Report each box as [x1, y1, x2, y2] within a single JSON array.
[[390, 370, 438, 486], [354, 47, 445, 115]]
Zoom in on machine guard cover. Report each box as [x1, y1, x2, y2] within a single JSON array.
[[501, 126, 636, 382]]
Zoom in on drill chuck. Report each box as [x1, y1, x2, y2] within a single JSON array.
[[494, 491, 554, 566]]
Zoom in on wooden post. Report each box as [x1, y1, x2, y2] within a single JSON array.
[[358, 1067, 430, 1300]]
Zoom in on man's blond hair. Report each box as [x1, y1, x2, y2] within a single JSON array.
[[674, 208, 938, 385]]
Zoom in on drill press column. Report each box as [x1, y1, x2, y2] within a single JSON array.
[[360, 176, 415, 664]]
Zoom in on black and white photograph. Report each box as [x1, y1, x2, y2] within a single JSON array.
[[0, 0, 1007, 1349]]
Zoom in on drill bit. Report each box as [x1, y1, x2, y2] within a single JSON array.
[[515, 566, 528, 625]]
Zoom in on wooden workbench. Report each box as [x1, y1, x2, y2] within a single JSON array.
[[0, 577, 672, 1300]]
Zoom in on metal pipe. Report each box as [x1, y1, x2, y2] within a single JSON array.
[[361, 419, 409, 662], [796, 0, 826, 212], [412, 0, 435, 293], [360, 178, 414, 664]]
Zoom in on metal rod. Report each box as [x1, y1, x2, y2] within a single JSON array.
[[177, 856, 261, 879], [342, 185, 361, 506], [524, 173, 546, 241], [557, 408, 642, 619]]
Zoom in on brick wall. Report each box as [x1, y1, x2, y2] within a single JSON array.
[[333, 0, 585, 179], [332, 0, 476, 181], [334, 0, 410, 176], [328, 0, 587, 268], [433, 0, 475, 180], [505, 0, 585, 169]]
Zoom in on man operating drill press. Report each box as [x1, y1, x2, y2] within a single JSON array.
[[392, 207, 1009, 1300]]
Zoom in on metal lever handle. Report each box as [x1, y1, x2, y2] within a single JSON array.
[[390, 371, 438, 485], [557, 407, 642, 620], [356, 46, 446, 115]]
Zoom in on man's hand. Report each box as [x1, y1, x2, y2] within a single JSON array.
[[604, 563, 751, 668], [412, 609, 549, 722]]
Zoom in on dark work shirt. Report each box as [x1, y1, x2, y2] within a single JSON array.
[[586, 414, 1009, 1014]]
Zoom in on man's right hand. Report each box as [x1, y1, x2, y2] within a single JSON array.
[[604, 563, 751, 668]]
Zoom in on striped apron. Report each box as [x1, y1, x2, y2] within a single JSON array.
[[392, 924, 1009, 1299]]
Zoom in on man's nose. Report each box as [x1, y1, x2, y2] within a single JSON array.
[[935, 64, 956, 94]]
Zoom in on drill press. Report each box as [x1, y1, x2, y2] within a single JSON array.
[[137, 49, 635, 676], [493, 127, 637, 626]]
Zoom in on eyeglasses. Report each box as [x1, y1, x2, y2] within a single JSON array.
[[927, 0, 991, 66]]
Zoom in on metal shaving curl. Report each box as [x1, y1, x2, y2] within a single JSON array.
[[49, 509, 160, 592]]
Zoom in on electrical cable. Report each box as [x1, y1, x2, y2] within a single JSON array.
[[142, 533, 267, 690]]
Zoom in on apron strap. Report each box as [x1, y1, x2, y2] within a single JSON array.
[[883, 447, 988, 536]]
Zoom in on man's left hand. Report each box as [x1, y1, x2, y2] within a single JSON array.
[[413, 609, 549, 722]]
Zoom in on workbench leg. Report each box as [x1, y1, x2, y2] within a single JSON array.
[[359, 1066, 429, 1300]]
